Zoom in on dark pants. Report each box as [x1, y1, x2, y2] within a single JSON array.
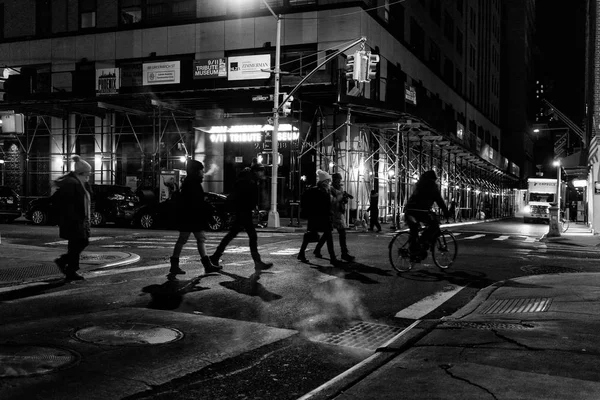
[[299, 229, 336, 260], [213, 214, 262, 262], [315, 228, 348, 255], [405, 210, 439, 251], [58, 237, 89, 274], [369, 215, 381, 232]]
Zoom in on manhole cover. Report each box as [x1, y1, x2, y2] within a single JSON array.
[[440, 321, 535, 330], [481, 298, 552, 314], [521, 265, 581, 275], [311, 322, 403, 351], [0, 344, 79, 377], [80, 254, 121, 261], [73, 323, 183, 346]]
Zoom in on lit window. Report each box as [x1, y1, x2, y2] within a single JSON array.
[[81, 11, 96, 28]]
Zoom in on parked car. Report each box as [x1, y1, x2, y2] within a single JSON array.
[[25, 184, 140, 227], [134, 192, 233, 231], [0, 186, 22, 223]]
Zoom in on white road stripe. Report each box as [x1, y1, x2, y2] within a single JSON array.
[[524, 237, 536, 243], [394, 284, 466, 319], [463, 234, 485, 240], [493, 235, 509, 241]]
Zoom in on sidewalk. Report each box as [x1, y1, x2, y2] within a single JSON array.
[[300, 222, 600, 400]]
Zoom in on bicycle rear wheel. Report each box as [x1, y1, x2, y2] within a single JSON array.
[[388, 231, 414, 273], [431, 230, 458, 269]]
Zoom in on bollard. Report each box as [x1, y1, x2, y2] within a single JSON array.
[[547, 203, 561, 237]]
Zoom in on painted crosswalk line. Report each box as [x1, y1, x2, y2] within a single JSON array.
[[394, 284, 466, 319], [463, 234, 485, 240], [493, 235, 509, 241]]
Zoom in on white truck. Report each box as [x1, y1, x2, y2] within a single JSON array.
[[523, 178, 557, 223]]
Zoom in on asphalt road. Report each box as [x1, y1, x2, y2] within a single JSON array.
[[2, 218, 599, 399]]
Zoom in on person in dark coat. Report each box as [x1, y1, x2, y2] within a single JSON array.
[[209, 159, 273, 271], [446, 198, 457, 223], [366, 190, 382, 232], [169, 160, 221, 276], [404, 170, 449, 258], [53, 155, 93, 281], [313, 172, 355, 261], [297, 169, 339, 265]]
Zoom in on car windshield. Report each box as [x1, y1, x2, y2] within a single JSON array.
[[529, 193, 555, 202]]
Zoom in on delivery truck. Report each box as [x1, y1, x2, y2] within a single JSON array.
[[523, 178, 557, 223]]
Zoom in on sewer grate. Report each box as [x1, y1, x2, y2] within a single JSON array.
[[80, 254, 121, 261], [73, 323, 184, 346], [481, 298, 552, 314], [0, 264, 60, 283], [521, 265, 582, 275], [440, 321, 535, 330], [310, 322, 404, 351], [0, 344, 80, 377]]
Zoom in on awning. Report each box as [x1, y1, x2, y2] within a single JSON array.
[[561, 150, 588, 178]]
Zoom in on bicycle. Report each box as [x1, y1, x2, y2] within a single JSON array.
[[560, 209, 569, 233], [388, 211, 458, 273]]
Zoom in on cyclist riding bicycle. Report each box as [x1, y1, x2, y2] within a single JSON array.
[[404, 170, 450, 261]]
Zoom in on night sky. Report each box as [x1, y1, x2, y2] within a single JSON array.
[[535, 0, 587, 125]]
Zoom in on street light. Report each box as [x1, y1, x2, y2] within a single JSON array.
[[553, 159, 561, 209]]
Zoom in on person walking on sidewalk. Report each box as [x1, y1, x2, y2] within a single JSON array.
[[169, 160, 221, 277], [367, 190, 382, 232], [52, 155, 93, 281], [313, 172, 355, 261], [446, 198, 457, 224], [297, 169, 339, 265], [209, 159, 273, 271]]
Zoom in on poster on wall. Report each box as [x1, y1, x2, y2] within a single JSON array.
[[194, 58, 227, 79], [96, 68, 120, 95], [143, 61, 181, 85], [227, 55, 271, 81]]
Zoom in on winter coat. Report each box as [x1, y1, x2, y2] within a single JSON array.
[[175, 175, 212, 232], [367, 195, 379, 217], [301, 185, 333, 232], [330, 186, 347, 229], [405, 177, 449, 216], [52, 172, 92, 240], [226, 168, 261, 223]]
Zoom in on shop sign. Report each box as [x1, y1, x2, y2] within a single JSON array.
[[198, 124, 299, 143], [228, 55, 271, 81], [0, 113, 24, 134], [193, 58, 227, 79], [405, 84, 417, 105], [96, 68, 120, 95], [143, 61, 181, 85], [121, 63, 142, 87]]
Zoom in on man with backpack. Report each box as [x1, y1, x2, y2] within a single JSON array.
[[209, 159, 273, 271]]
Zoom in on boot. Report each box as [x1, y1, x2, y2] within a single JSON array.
[[169, 257, 186, 275], [208, 254, 221, 267], [202, 256, 222, 273], [341, 252, 355, 262], [255, 260, 274, 271], [297, 252, 308, 263]]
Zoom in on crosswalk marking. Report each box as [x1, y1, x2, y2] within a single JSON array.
[[493, 235, 509, 241], [395, 284, 466, 319], [524, 237, 536, 243], [464, 234, 485, 240]]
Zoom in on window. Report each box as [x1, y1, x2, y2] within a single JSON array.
[[468, 80, 474, 100], [443, 57, 453, 85], [429, 42, 441, 73], [0, 3, 4, 40], [410, 18, 425, 58], [80, 0, 96, 29], [455, 69, 463, 94], [469, 45, 476, 69], [469, 7, 476, 33], [289, 0, 316, 5], [456, 29, 463, 55], [456, 0, 464, 15], [36, 0, 52, 36], [120, 0, 142, 25], [430, 0, 441, 25], [281, 49, 317, 77], [147, 0, 196, 22], [443, 11, 454, 43]]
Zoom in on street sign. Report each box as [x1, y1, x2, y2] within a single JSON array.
[[252, 95, 272, 101]]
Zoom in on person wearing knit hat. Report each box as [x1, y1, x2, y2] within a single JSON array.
[[52, 155, 93, 281], [313, 172, 355, 262], [297, 169, 340, 265], [169, 159, 221, 277]]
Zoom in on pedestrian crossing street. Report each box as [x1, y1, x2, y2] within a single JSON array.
[[380, 231, 539, 243]]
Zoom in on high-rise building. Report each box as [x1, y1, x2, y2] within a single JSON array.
[[0, 0, 522, 221]]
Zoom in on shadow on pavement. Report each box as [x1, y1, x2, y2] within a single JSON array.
[[218, 271, 283, 302], [141, 278, 210, 310]]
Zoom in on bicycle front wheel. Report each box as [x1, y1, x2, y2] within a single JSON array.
[[431, 230, 458, 269], [388, 231, 414, 273]]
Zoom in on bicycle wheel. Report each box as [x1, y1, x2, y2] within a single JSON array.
[[388, 231, 414, 273], [431, 230, 458, 269]]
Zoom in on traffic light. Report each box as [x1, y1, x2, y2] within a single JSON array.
[[345, 51, 363, 82], [257, 152, 282, 166], [366, 53, 380, 82], [281, 94, 294, 116]]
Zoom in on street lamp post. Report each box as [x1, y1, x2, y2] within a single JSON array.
[[553, 159, 561, 209]]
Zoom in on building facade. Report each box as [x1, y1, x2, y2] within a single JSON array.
[[0, 0, 522, 223]]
